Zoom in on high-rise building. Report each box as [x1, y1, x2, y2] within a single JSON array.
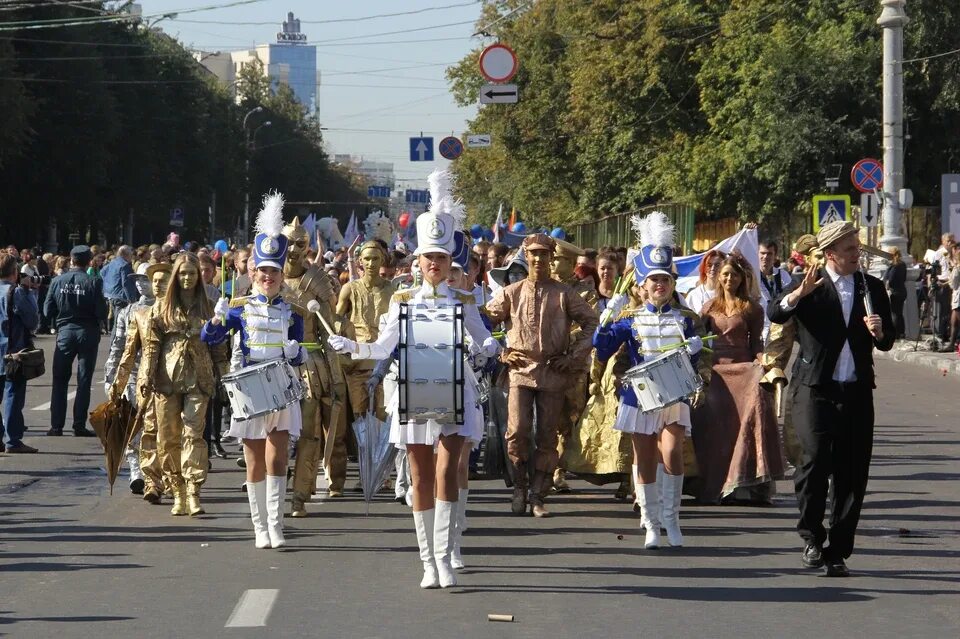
[[195, 12, 320, 113]]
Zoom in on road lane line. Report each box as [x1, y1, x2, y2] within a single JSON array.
[[224, 589, 278, 628], [32, 390, 76, 411]]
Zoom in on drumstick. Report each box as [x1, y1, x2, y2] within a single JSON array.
[[248, 342, 324, 350], [306, 300, 336, 337]]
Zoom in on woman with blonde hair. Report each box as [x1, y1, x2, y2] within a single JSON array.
[[142, 252, 216, 516], [692, 252, 785, 504]]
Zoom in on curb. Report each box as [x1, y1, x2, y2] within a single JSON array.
[[875, 345, 960, 378]]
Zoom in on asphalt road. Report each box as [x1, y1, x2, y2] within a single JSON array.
[[1, 334, 958, 639]]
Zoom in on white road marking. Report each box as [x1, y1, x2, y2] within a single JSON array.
[[224, 589, 278, 628], [32, 390, 76, 411]]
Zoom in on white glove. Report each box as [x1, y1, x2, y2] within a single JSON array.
[[283, 339, 301, 360], [365, 373, 382, 396], [600, 293, 628, 325], [686, 336, 703, 356], [214, 297, 230, 320], [327, 334, 356, 355]]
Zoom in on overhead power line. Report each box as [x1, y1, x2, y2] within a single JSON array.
[[173, 1, 481, 25]]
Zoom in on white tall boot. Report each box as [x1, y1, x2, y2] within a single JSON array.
[[265, 475, 286, 549], [661, 472, 684, 547], [637, 483, 661, 550], [413, 509, 439, 588], [246, 480, 271, 549], [451, 488, 469, 570], [631, 464, 640, 512], [434, 500, 458, 588], [656, 462, 666, 532]]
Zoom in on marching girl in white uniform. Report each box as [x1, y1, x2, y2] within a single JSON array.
[[203, 194, 304, 549], [593, 212, 709, 550], [328, 172, 499, 589]]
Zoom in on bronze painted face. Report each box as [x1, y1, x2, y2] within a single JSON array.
[[360, 247, 384, 277], [178, 261, 199, 292], [527, 249, 552, 280], [151, 271, 171, 298], [286, 233, 309, 269], [551, 254, 575, 280]]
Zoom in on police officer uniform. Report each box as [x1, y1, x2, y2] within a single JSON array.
[[44, 245, 108, 436]]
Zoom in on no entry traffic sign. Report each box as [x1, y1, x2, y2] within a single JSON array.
[[479, 43, 518, 83], [851, 158, 883, 193], [438, 136, 464, 160]]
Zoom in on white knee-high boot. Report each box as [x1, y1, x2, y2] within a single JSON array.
[[246, 480, 271, 549], [637, 483, 661, 549], [434, 500, 457, 587], [661, 472, 684, 547], [265, 475, 286, 548], [413, 509, 439, 588], [451, 488, 468, 570], [656, 462, 666, 531]]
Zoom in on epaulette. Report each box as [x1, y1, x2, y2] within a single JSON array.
[[616, 309, 636, 321], [453, 289, 476, 305], [677, 307, 700, 321], [230, 295, 252, 308], [392, 290, 414, 304]]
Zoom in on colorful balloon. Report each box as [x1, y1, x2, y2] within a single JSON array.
[[550, 227, 566, 240], [398, 212, 410, 228], [214, 239, 229, 252], [511, 222, 526, 233], [470, 224, 484, 239]]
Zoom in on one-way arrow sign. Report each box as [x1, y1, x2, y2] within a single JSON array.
[[860, 192, 879, 228], [409, 136, 434, 162], [480, 83, 518, 104]]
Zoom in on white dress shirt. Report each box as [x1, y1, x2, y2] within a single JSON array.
[[779, 264, 858, 382]]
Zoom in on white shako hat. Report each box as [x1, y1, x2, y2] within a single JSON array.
[[413, 168, 457, 256]]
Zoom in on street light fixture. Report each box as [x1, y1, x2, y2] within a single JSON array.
[[243, 106, 265, 241]]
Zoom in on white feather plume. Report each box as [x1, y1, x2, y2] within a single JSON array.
[[445, 196, 467, 231], [427, 168, 453, 216], [255, 191, 285, 238], [629, 213, 645, 246], [638, 210, 675, 248]]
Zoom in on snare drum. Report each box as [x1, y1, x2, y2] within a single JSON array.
[[397, 303, 465, 425], [221, 359, 304, 421], [622, 349, 702, 414]]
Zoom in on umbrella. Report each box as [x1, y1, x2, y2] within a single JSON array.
[[353, 396, 396, 514], [481, 363, 513, 486], [89, 396, 137, 494]]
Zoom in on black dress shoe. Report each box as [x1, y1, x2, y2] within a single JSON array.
[[824, 557, 850, 577], [211, 441, 229, 459], [130, 478, 145, 495], [73, 427, 96, 437], [47, 428, 63, 437], [802, 544, 824, 569]]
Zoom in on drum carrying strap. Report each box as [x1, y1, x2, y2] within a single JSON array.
[[398, 303, 409, 424]]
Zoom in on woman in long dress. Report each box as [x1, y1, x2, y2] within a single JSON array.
[[202, 193, 304, 548], [692, 253, 785, 504], [328, 199, 498, 589]]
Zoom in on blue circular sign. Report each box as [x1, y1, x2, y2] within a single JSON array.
[[438, 136, 463, 160], [851, 158, 883, 193]]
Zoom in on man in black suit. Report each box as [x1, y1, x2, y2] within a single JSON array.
[[768, 221, 895, 577]]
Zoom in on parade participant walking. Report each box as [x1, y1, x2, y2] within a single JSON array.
[[768, 220, 895, 577], [108, 264, 171, 504], [44, 245, 107, 437], [550, 238, 599, 494], [335, 240, 395, 497], [103, 272, 153, 494], [100, 245, 138, 334], [328, 177, 499, 589], [693, 252, 784, 505], [203, 194, 305, 548], [485, 233, 598, 518], [593, 212, 711, 549], [1, 252, 40, 454], [141, 252, 215, 517], [282, 216, 346, 518]]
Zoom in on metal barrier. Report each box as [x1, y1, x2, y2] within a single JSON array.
[[572, 203, 697, 254]]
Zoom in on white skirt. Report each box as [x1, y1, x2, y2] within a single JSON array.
[[388, 375, 484, 447], [613, 401, 691, 436], [228, 401, 302, 440]]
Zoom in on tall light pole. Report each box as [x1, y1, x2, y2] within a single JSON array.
[[242, 106, 264, 242], [878, 0, 909, 256]]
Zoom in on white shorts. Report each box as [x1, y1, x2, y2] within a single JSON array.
[[613, 401, 691, 436]]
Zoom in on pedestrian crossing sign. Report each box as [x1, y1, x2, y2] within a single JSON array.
[[812, 194, 852, 232]]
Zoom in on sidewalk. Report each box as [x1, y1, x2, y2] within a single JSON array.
[[874, 338, 960, 377]]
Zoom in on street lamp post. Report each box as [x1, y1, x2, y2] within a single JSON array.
[[242, 106, 264, 242], [878, 0, 909, 256]]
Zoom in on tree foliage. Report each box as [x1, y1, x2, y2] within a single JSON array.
[[448, 0, 960, 228], [0, 2, 365, 249]]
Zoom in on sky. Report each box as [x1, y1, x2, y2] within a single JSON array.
[[135, 0, 488, 189]]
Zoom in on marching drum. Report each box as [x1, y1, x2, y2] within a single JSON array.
[[221, 359, 304, 422], [397, 303, 465, 425], [622, 349, 702, 414]]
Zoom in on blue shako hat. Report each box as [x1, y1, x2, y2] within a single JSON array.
[[253, 192, 289, 270], [451, 229, 470, 270], [630, 211, 675, 282]]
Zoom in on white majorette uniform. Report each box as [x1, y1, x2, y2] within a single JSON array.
[[201, 292, 305, 440], [345, 280, 495, 446], [594, 301, 703, 437]]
